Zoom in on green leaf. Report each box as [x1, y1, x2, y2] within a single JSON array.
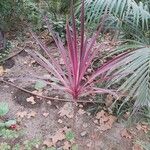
[[0, 128, 20, 139], [0, 122, 6, 128], [24, 139, 41, 150], [71, 144, 78, 150], [65, 130, 75, 141], [34, 80, 47, 90], [46, 147, 56, 150], [0, 142, 11, 150], [0, 102, 9, 116], [12, 144, 20, 150], [5, 120, 16, 128], [136, 140, 150, 150]]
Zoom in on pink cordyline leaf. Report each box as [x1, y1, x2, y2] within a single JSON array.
[[30, 31, 68, 82], [28, 0, 122, 100]]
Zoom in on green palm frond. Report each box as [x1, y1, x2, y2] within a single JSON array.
[[84, 0, 150, 29], [108, 42, 150, 112]]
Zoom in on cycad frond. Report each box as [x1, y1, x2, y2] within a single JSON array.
[[84, 0, 150, 29], [108, 43, 150, 111]]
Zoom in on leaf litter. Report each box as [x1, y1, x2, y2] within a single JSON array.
[[95, 110, 117, 131]]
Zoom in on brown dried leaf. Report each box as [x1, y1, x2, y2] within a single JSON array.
[[132, 144, 143, 150], [95, 110, 116, 131], [32, 90, 43, 96], [121, 129, 132, 139], [47, 100, 52, 105], [136, 124, 149, 133], [26, 96, 36, 104], [27, 111, 37, 118], [43, 139, 53, 147], [63, 141, 71, 150], [123, 112, 130, 119], [43, 113, 49, 117], [105, 95, 113, 107], [51, 129, 66, 145], [0, 66, 4, 76], [96, 110, 106, 119], [58, 103, 74, 118], [78, 109, 85, 115], [16, 111, 27, 118], [58, 119, 63, 124]]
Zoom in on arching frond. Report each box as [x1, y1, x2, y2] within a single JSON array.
[[84, 0, 150, 29], [108, 43, 150, 111]]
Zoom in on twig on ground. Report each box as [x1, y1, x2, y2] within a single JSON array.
[[0, 78, 101, 104], [0, 45, 26, 63]]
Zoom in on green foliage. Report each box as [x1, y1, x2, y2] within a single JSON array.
[[46, 147, 56, 150], [0, 143, 11, 150], [23, 139, 41, 150], [136, 141, 150, 150], [0, 0, 42, 31], [71, 144, 78, 150], [5, 120, 16, 128], [82, 0, 150, 115], [0, 102, 9, 116], [12, 144, 21, 150], [65, 130, 75, 141], [83, 0, 150, 29], [0, 41, 11, 63], [0, 128, 20, 139], [34, 80, 47, 90]]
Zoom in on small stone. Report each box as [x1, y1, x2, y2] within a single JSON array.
[[80, 131, 87, 137]]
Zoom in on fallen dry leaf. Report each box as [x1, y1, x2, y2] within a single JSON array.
[[86, 140, 92, 148], [43, 139, 53, 147], [136, 123, 149, 133], [95, 110, 116, 131], [124, 112, 130, 119], [51, 129, 66, 145], [27, 111, 37, 118], [0, 66, 4, 76], [47, 100, 52, 105], [132, 144, 143, 150], [26, 96, 36, 104], [58, 119, 63, 124], [96, 110, 106, 119], [78, 104, 83, 108], [78, 109, 85, 115], [121, 129, 132, 139], [63, 141, 71, 150], [16, 111, 27, 118], [32, 90, 43, 96], [42, 113, 49, 117], [58, 102, 74, 118], [105, 95, 114, 107]]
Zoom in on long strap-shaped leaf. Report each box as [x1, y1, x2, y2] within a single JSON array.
[[83, 52, 130, 88], [30, 31, 68, 83], [27, 49, 69, 88], [80, 87, 118, 99], [45, 17, 73, 85]]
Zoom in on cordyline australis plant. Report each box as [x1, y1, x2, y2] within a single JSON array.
[[28, 0, 122, 101]]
